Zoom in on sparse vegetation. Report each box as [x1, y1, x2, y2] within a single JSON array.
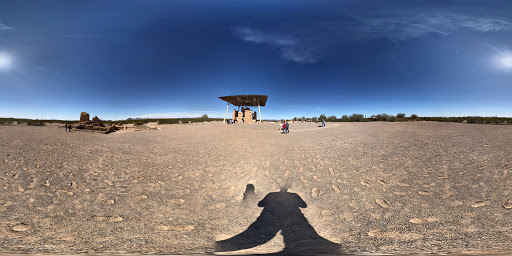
[[1, 115, 511, 126], [25, 120, 46, 126], [283, 113, 511, 125], [327, 115, 337, 122], [349, 114, 364, 122], [133, 120, 150, 126]]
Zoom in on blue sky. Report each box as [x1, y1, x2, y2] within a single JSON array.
[[1, 0, 512, 120]]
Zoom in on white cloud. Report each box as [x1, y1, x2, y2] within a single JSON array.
[[0, 22, 14, 31], [235, 27, 296, 46], [234, 13, 512, 63], [356, 14, 512, 41], [235, 27, 318, 63], [458, 16, 512, 32]]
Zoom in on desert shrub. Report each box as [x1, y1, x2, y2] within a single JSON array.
[[318, 114, 327, 121], [396, 113, 406, 121], [157, 119, 178, 124], [201, 114, 208, 119], [341, 115, 349, 122], [133, 120, 149, 126], [327, 115, 337, 122], [410, 114, 418, 120], [466, 118, 477, 124], [349, 114, 364, 122], [300, 116, 306, 122], [311, 117, 318, 122], [25, 120, 45, 126], [374, 113, 391, 121]]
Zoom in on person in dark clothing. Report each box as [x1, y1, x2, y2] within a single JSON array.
[[65, 123, 68, 131]]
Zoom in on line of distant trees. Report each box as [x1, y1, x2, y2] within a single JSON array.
[[0, 115, 222, 126], [2, 113, 512, 126], [290, 113, 512, 125]]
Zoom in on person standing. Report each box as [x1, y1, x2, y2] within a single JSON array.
[[285, 120, 290, 134], [65, 123, 68, 131], [282, 121, 287, 134]]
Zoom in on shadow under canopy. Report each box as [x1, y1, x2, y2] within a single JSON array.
[[215, 188, 342, 255]]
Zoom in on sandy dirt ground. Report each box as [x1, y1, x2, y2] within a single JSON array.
[[1, 121, 511, 255]]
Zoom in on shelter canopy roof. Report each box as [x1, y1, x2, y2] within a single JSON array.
[[219, 95, 268, 107]]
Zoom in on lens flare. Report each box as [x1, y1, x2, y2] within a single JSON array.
[[501, 56, 512, 69], [0, 52, 12, 70], [494, 52, 512, 72]]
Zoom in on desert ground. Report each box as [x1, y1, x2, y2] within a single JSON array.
[[1, 121, 511, 255]]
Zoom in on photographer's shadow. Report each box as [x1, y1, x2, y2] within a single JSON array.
[[215, 188, 342, 255]]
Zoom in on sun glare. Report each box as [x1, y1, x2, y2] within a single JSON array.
[[494, 53, 512, 72], [501, 56, 512, 69], [0, 52, 12, 70]]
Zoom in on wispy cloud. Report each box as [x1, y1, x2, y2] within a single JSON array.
[[235, 27, 319, 63], [235, 12, 512, 63], [0, 22, 14, 31], [63, 34, 113, 40], [132, 111, 222, 119], [353, 13, 512, 41]]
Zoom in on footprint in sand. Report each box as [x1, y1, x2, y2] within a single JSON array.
[[312, 188, 320, 198], [93, 215, 123, 222], [450, 200, 463, 206], [471, 200, 491, 208], [409, 218, 424, 224], [135, 195, 148, 200], [502, 199, 512, 209], [361, 181, 371, 187], [108, 215, 124, 222], [12, 224, 30, 232], [331, 184, 341, 193], [169, 199, 185, 205], [154, 225, 195, 231], [0, 201, 13, 212], [376, 199, 390, 208], [321, 210, 334, 220], [409, 217, 440, 224]]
